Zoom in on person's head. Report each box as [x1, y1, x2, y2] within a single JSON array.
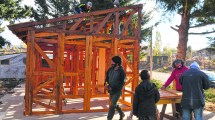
[[113, 0, 119, 7], [112, 56, 122, 67], [172, 59, 184, 69], [190, 61, 200, 70], [86, 2, 92, 9], [139, 70, 150, 81]]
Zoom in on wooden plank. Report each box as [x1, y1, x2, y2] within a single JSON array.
[[33, 71, 55, 76], [98, 48, 106, 93], [65, 40, 85, 45], [31, 111, 55, 115], [95, 13, 112, 34], [9, 4, 142, 30], [34, 43, 56, 69], [118, 52, 134, 72], [132, 34, 140, 93], [69, 18, 85, 30], [24, 30, 32, 115], [90, 16, 94, 33], [84, 36, 93, 111], [118, 44, 134, 49], [35, 38, 57, 44], [65, 35, 86, 40], [33, 99, 56, 110], [62, 95, 84, 99], [56, 33, 65, 113], [118, 40, 135, 44], [121, 10, 136, 35], [114, 12, 119, 35], [93, 42, 111, 48], [33, 79, 54, 94], [35, 32, 58, 38]]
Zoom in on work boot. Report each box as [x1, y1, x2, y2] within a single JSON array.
[[119, 112, 125, 120], [116, 105, 125, 120]]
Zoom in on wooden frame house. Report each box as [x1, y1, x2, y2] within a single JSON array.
[[8, 4, 143, 115]]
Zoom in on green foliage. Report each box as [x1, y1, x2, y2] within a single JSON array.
[[0, 35, 11, 48], [32, 0, 78, 21], [205, 88, 215, 103], [0, 0, 32, 23], [0, 0, 32, 48], [153, 31, 162, 56], [151, 78, 173, 89], [151, 79, 163, 89], [207, 37, 215, 49], [156, 0, 215, 59]]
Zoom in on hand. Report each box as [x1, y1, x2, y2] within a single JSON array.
[[160, 86, 166, 90], [104, 85, 109, 90], [104, 85, 112, 91]]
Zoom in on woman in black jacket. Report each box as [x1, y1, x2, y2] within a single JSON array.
[[133, 70, 160, 120]]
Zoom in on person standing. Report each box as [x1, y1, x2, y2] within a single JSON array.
[[104, 56, 126, 120], [179, 61, 210, 120], [74, 2, 92, 14], [133, 70, 160, 120], [161, 59, 188, 116]]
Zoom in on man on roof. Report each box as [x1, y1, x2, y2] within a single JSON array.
[[74, 2, 92, 14]]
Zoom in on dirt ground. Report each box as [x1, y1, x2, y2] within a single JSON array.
[[205, 102, 215, 112]]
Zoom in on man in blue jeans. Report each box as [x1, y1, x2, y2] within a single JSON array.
[[179, 61, 210, 120]]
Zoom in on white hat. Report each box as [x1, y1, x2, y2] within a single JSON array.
[[87, 2, 92, 7]]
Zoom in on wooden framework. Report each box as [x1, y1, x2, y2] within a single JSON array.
[[8, 4, 143, 115]]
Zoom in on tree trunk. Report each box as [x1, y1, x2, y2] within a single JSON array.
[[176, 14, 190, 60]]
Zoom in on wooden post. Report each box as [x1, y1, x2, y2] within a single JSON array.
[[56, 33, 65, 114], [92, 47, 97, 95], [98, 48, 106, 92], [84, 36, 93, 111], [24, 30, 35, 115]]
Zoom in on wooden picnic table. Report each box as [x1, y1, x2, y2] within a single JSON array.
[[158, 89, 182, 120]]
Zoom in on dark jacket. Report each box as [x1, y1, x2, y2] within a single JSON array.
[[179, 65, 210, 109], [105, 66, 126, 93], [133, 80, 160, 117], [74, 3, 90, 13]]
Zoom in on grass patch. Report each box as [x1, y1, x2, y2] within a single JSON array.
[[205, 88, 215, 103]]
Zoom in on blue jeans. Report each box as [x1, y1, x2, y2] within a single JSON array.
[[182, 107, 203, 120]]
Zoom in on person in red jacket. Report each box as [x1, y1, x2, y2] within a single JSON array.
[[161, 59, 188, 117]]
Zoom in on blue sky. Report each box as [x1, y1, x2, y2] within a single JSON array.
[[0, 0, 213, 50]]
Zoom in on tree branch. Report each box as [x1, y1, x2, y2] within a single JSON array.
[[171, 26, 178, 32], [189, 30, 215, 35], [190, 23, 215, 28]]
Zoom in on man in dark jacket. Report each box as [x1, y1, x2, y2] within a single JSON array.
[[74, 2, 92, 14], [104, 56, 126, 120], [179, 61, 210, 120], [133, 70, 160, 120]]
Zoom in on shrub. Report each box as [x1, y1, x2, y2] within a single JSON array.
[[205, 88, 215, 103]]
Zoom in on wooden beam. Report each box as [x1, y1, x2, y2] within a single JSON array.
[[65, 40, 85, 45], [69, 18, 85, 30], [94, 13, 112, 34], [84, 36, 93, 111], [35, 38, 57, 44], [8, 4, 143, 30], [34, 43, 56, 69], [65, 35, 86, 40], [121, 10, 136, 35], [56, 33, 65, 114], [35, 32, 58, 38], [33, 99, 56, 110]]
